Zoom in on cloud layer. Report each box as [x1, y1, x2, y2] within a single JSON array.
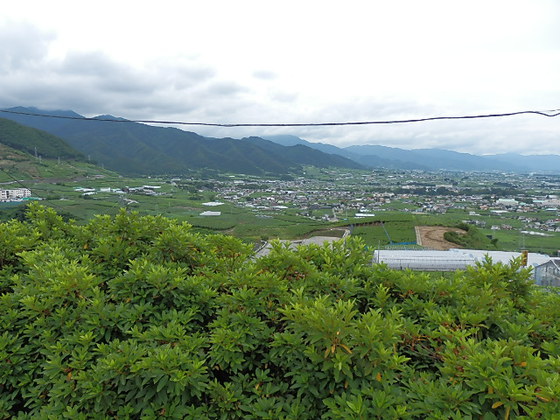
[[1, 1, 560, 155]]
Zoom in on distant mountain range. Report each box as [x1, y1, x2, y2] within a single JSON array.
[[2, 107, 559, 175], [0, 107, 362, 175], [264, 135, 560, 173]]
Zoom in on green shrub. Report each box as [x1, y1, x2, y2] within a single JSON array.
[[444, 224, 498, 250], [0, 204, 559, 418]]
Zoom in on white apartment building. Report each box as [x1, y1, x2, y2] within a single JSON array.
[[0, 188, 32, 201]]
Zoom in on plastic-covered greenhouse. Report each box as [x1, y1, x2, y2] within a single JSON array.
[[373, 249, 551, 274], [373, 250, 475, 271]]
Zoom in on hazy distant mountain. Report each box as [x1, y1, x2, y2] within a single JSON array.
[[266, 135, 560, 173], [343, 145, 510, 171], [263, 135, 352, 157], [340, 145, 428, 170], [265, 137, 429, 170], [246, 136, 362, 169], [264, 135, 430, 170], [484, 153, 560, 173], [344, 146, 559, 172], [1, 107, 363, 175]]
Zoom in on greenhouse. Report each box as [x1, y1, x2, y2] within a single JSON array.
[[373, 250, 475, 271], [373, 249, 551, 274]]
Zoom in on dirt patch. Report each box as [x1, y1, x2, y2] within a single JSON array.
[[415, 226, 467, 250], [307, 228, 347, 239]]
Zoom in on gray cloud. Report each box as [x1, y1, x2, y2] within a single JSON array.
[[270, 91, 298, 103], [0, 23, 235, 120], [204, 82, 248, 96], [1, 18, 559, 156], [0, 21, 54, 71], [253, 70, 277, 80], [59, 51, 124, 77]]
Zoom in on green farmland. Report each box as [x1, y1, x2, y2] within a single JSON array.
[[1, 168, 559, 255]]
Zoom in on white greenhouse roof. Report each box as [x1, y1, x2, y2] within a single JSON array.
[[373, 249, 552, 272], [456, 249, 551, 268], [373, 250, 475, 271], [199, 211, 221, 216]]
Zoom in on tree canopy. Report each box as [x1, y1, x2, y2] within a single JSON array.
[[1, 203, 559, 418]]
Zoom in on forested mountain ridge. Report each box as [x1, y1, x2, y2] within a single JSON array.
[[4, 107, 559, 174], [1, 203, 558, 418], [0, 117, 85, 160], [1, 107, 363, 175]]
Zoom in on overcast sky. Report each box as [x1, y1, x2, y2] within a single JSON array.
[[2, 1, 560, 155]]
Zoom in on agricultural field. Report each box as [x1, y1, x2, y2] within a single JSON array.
[[2, 167, 559, 255]]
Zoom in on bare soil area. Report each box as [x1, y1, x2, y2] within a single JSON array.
[[415, 226, 467, 250]]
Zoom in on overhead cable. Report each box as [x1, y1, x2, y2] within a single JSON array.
[[1, 108, 560, 128]]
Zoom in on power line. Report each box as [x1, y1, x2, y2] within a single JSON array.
[[0, 168, 36, 193], [0, 167, 56, 201], [1, 108, 560, 128]]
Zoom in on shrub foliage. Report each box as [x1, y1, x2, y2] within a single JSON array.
[[444, 224, 498, 250], [1, 204, 559, 418]]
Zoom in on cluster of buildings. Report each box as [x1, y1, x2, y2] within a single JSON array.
[[74, 185, 162, 197], [205, 176, 394, 219], [187, 171, 558, 225], [0, 188, 31, 202]]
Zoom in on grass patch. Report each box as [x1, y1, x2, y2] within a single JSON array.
[[444, 223, 497, 250]]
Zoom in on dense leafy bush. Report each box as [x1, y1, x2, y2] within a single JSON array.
[[1, 203, 559, 418], [444, 224, 498, 250]]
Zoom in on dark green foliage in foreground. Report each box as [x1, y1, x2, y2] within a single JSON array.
[[1, 204, 559, 418]]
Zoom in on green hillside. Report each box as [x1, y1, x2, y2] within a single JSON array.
[[0, 204, 558, 418], [0, 119, 116, 182], [0, 118, 85, 160], [1, 108, 364, 175], [0, 142, 114, 182]]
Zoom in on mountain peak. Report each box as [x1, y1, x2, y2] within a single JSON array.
[[93, 115, 129, 122], [5, 106, 84, 119]]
